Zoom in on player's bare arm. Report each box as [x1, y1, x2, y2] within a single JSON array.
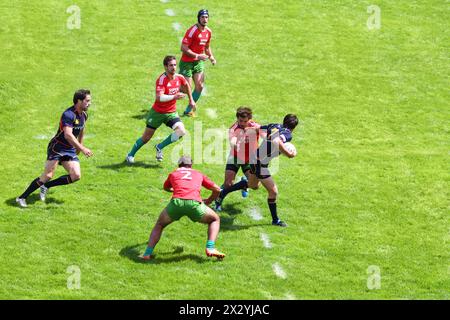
[[181, 43, 209, 61], [205, 43, 216, 65], [63, 126, 93, 157], [76, 128, 85, 155], [156, 88, 185, 102], [181, 82, 196, 109], [273, 137, 295, 158], [203, 184, 221, 205]]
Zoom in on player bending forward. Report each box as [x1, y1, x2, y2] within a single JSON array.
[[140, 156, 225, 260]]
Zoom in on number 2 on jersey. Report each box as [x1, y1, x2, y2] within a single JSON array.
[[181, 170, 192, 180]]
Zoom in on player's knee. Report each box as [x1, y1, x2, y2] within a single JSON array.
[[176, 127, 186, 137], [70, 172, 81, 182], [224, 181, 233, 188], [269, 188, 278, 198], [41, 173, 53, 182], [141, 134, 151, 143], [173, 123, 186, 137], [195, 82, 204, 92]]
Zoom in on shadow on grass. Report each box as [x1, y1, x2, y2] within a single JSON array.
[[219, 202, 243, 216], [120, 244, 210, 265], [5, 194, 65, 207], [97, 161, 161, 171], [131, 109, 149, 120], [219, 215, 271, 232]]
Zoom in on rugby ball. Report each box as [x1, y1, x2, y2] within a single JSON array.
[[283, 142, 297, 156]]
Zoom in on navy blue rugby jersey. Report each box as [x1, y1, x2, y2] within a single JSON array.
[[257, 123, 292, 164]]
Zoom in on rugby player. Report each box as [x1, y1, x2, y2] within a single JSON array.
[[215, 114, 299, 227], [179, 9, 216, 117], [214, 107, 260, 211], [126, 56, 195, 163], [140, 156, 225, 260], [16, 89, 93, 207]]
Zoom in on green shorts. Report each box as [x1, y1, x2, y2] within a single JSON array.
[[166, 198, 207, 222], [226, 155, 251, 174], [179, 60, 205, 78], [146, 108, 181, 129]]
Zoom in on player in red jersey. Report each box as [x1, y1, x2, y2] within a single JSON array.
[[214, 107, 260, 211], [126, 56, 195, 163], [140, 156, 225, 260], [179, 9, 216, 117]]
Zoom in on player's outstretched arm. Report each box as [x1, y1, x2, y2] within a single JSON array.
[[203, 184, 221, 206]]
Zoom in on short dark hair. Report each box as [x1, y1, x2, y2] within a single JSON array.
[[236, 106, 253, 119], [73, 89, 91, 104], [163, 55, 177, 66], [283, 114, 298, 130]]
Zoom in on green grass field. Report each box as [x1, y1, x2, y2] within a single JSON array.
[[0, 0, 448, 299]]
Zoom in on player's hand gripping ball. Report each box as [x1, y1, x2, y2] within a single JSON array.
[[283, 142, 297, 157]]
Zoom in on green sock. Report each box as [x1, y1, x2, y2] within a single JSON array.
[[206, 240, 215, 249], [128, 137, 145, 157], [193, 90, 201, 102], [185, 90, 202, 113], [143, 246, 154, 257], [156, 132, 180, 150]]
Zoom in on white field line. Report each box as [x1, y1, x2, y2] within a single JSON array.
[[34, 134, 49, 140], [202, 84, 208, 96], [284, 293, 297, 300], [160, 0, 170, 3], [272, 263, 287, 279], [260, 233, 272, 249], [205, 108, 217, 119], [164, 9, 175, 16], [172, 22, 182, 32], [249, 207, 263, 221]]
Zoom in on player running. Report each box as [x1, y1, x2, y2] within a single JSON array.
[[139, 156, 225, 261], [126, 56, 195, 163], [179, 9, 216, 117], [16, 89, 93, 207], [215, 114, 299, 227], [214, 107, 260, 212]]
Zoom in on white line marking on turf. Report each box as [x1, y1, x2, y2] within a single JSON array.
[[249, 207, 263, 221], [34, 134, 49, 140], [164, 9, 175, 16], [260, 233, 272, 249], [205, 108, 217, 119], [160, 0, 170, 3], [272, 263, 287, 279], [202, 84, 208, 96], [172, 22, 182, 32], [285, 293, 297, 300]]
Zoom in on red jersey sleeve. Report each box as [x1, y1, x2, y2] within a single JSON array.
[[201, 175, 216, 190], [182, 29, 193, 46], [155, 78, 165, 94], [163, 174, 172, 190]]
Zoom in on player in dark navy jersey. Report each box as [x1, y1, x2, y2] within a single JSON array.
[[16, 89, 93, 208], [215, 114, 299, 227]]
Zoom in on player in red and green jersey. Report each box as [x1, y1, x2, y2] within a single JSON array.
[[214, 107, 260, 211], [140, 156, 225, 260], [179, 9, 216, 117], [126, 56, 195, 163]]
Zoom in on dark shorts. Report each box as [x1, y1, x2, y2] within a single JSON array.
[[225, 156, 251, 174], [47, 140, 79, 164], [250, 161, 271, 179]]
